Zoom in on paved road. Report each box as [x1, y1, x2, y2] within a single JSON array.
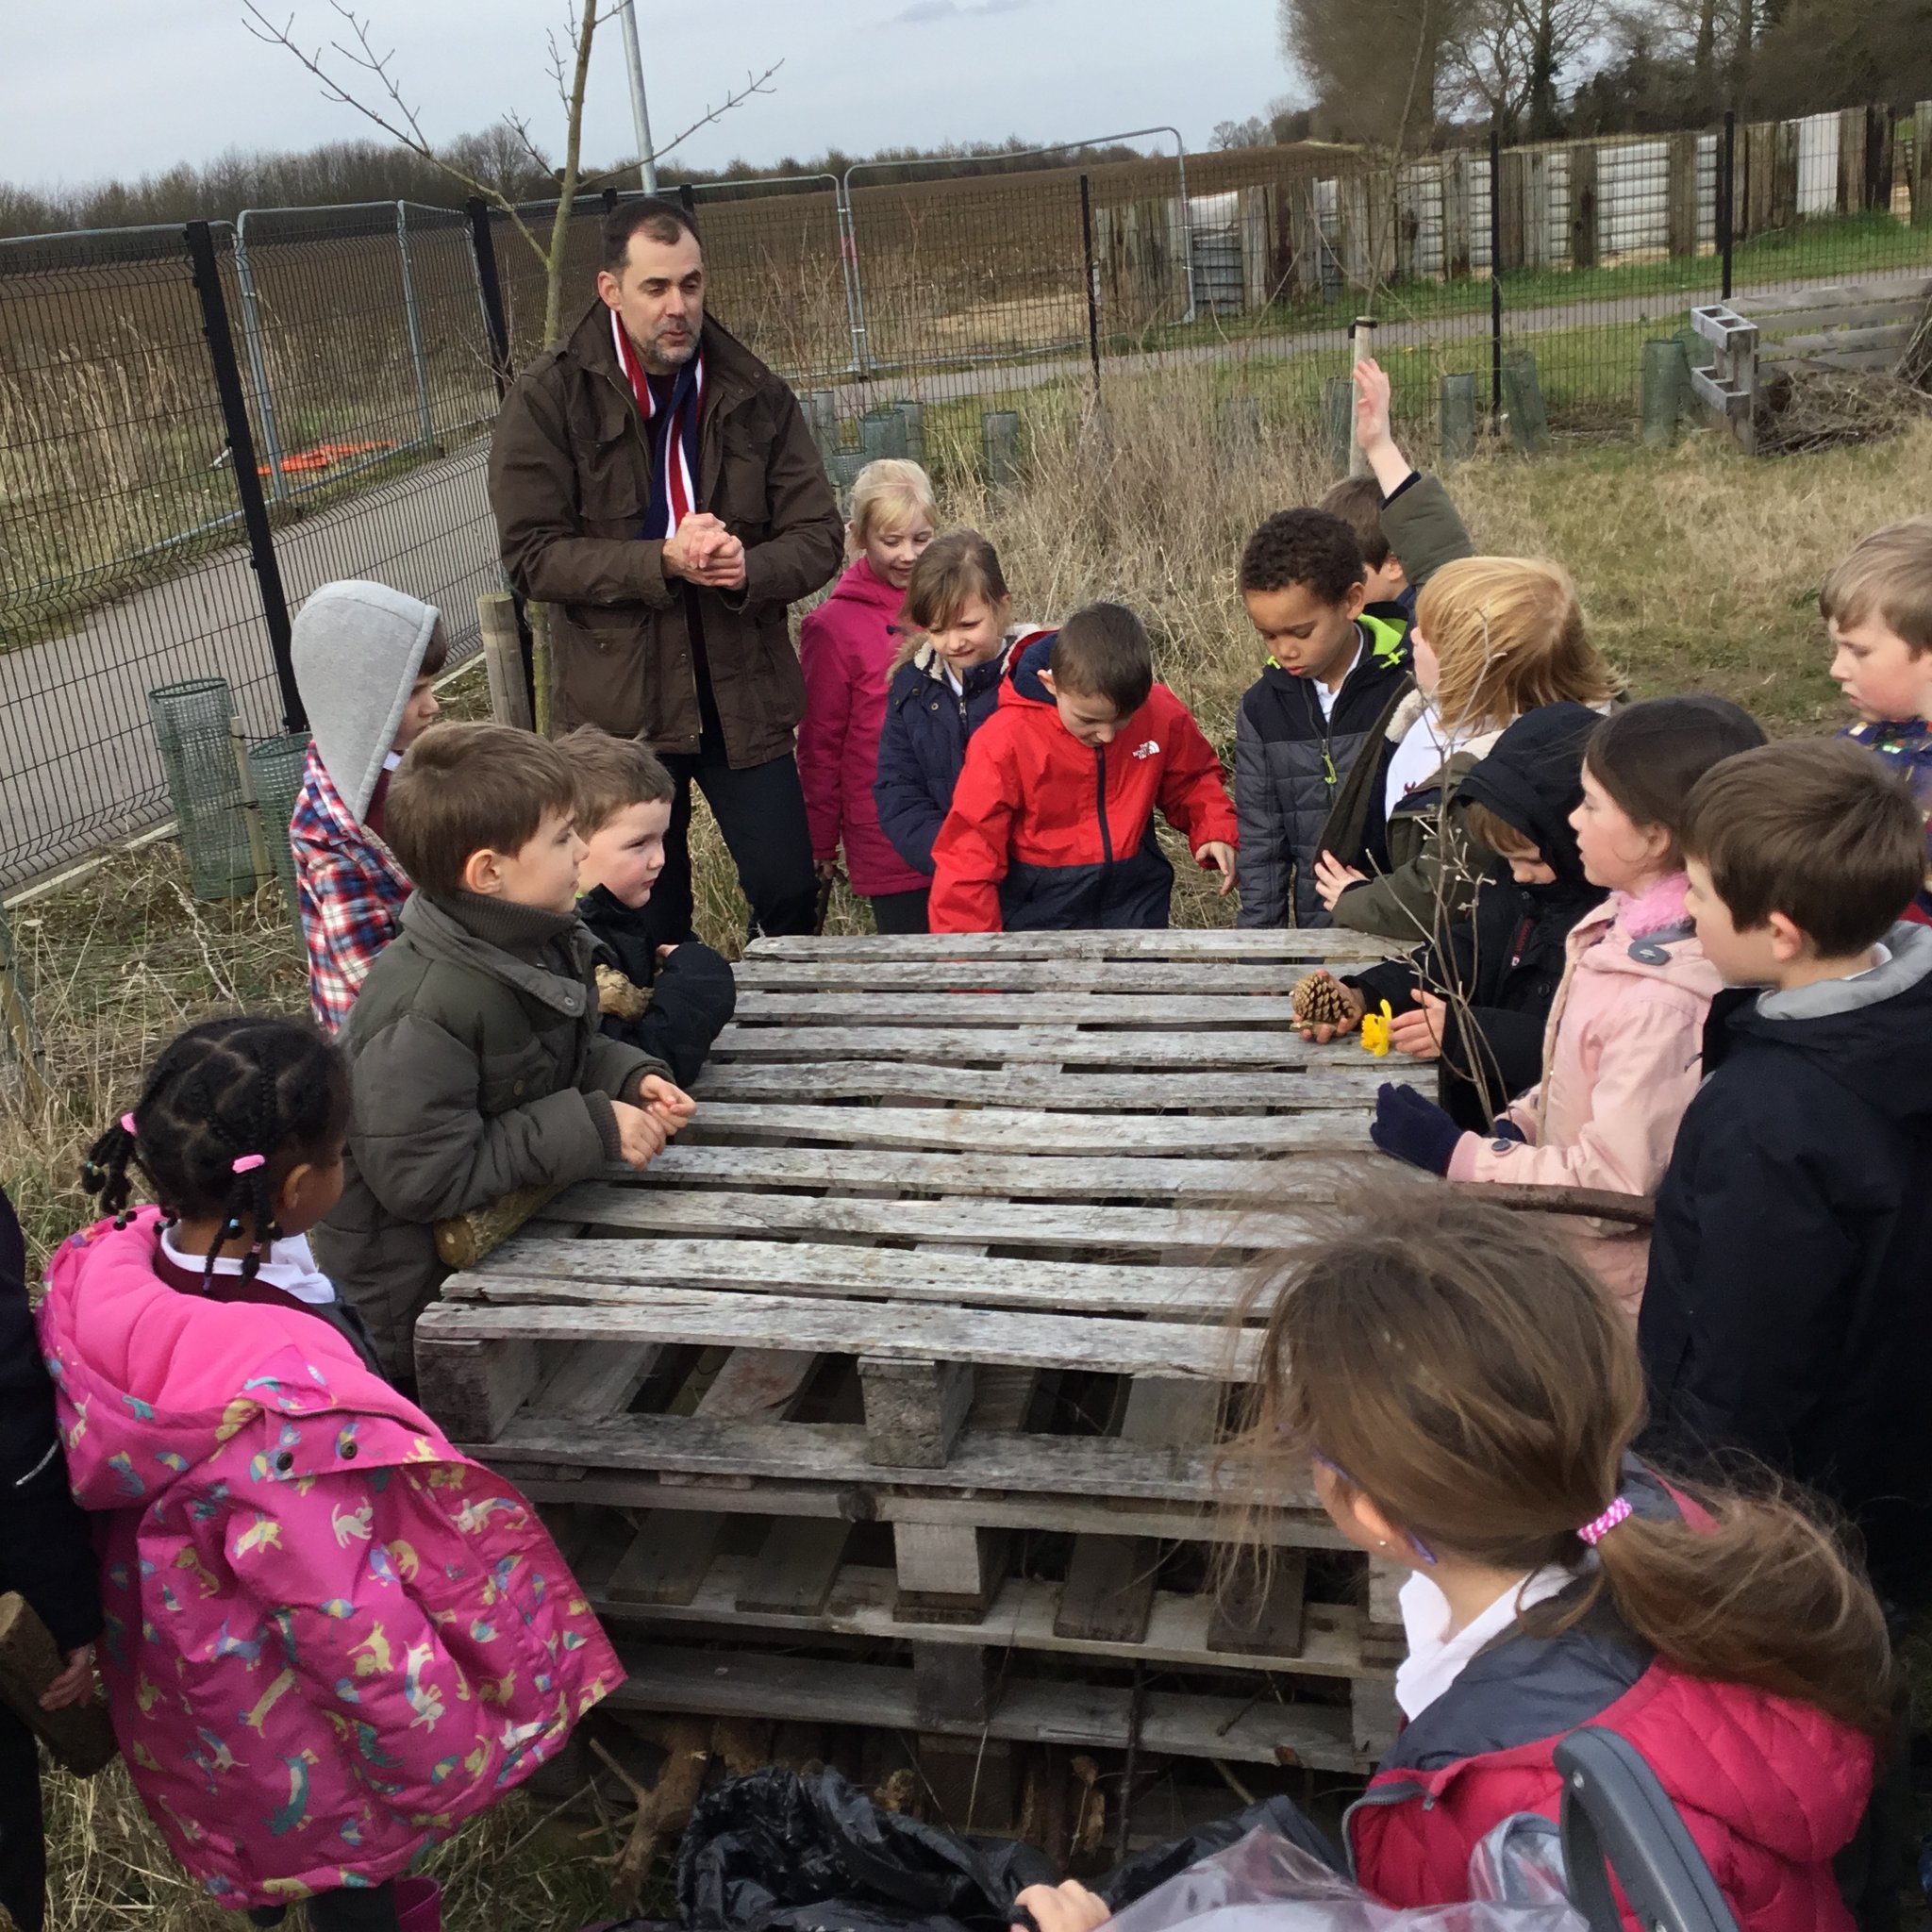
[[1, 440, 497, 890], [6, 259, 1926, 893]]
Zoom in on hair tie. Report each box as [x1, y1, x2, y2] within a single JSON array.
[[1577, 1496, 1633, 1546], [121, 1113, 137, 1136], [231, 1153, 267, 1174]]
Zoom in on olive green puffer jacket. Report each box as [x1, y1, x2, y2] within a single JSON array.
[[312, 891, 667, 1378]]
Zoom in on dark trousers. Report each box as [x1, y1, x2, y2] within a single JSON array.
[[0, 1707, 44, 1932], [869, 888, 931, 935], [654, 731, 817, 942]]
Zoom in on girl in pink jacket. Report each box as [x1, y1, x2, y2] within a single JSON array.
[[1371, 697, 1767, 1313], [37, 1017, 620, 1928], [797, 458, 939, 933], [1013, 1192, 1888, 1932]]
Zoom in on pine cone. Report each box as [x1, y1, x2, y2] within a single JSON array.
[[595, 963, 651, 1022], [1291, 971, 1353, 1027]]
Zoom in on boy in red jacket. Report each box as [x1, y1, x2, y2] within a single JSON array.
[[928, 603, 1237, 933]]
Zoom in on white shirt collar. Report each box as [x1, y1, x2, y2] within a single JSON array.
[[1393, 1564, 1574, 1720], [159, 1227, 338, 1307]]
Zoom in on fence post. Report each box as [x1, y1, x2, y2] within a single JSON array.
[[231, 213, 290, 507], [185, 221, 303, 736], [1721, 112, 1736, 299], [1348, 317, 1375, 477], [477, 592, 535, 730], [1079, 173, 1103, 402], [466, 198, 513, 397], [0, 903, 47, 1111], [1915, 103, 1932, 226], [1567, 142, 1599, 272], [1489, 127, 1505, 421], [839, 177, 874, 379], [394, 203, 438, 453]]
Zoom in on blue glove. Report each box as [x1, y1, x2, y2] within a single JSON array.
[[1490, 1117, 1527, 1145], [1370, 1082, 1465, 1175]]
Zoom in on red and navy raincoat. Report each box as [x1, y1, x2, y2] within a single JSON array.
[[927, 636, 1237, 933]]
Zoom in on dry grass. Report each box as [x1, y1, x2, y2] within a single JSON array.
[[6, 392, 1932, 1927]]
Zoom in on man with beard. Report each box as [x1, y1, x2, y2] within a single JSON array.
[[490, 198, 842, 940]]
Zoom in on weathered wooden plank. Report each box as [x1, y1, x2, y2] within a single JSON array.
[[453, 1244, 1261, 1319], [413, 1335, 540, 1442], [1734, 273, 1931, 318], [859, 1355, 975, 1466], [593, 1558, 1379, 1680], [731, 960, 1388, 994], [421, 1290, 1257, 1379], [606, 1514, 725, 1608], [541, 1184, 1318, 1256], [736, 991, 1309, 1027], [606, 1645, 1366, 1771], [743, 930, 1400, 963], [528, 1341, 658, 1422], [475, 1412, 1313, 1507], [714, 1024, 1338, 1067], [684, 1103, 1374, 1155], [1207, 1550, 1307, 1658], [735, 1519, 853, 1617], [524, 1466, 1347, 1549], [610, 1145, 1321, 1201], [691, 1061, 1409, 1110]]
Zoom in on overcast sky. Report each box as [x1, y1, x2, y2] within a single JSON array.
[[8, 0, 1292, 192]]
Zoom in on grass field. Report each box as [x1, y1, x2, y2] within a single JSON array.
[[6, 398, 1931, 1928]]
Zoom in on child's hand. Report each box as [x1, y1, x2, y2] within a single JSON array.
[[40, 1645, 95, 1711], [610, 1099, 671, 1171], [815, 857, 843, 884], [638, 1074, 696, 1129], [656, 942, 680, 960], [1194, 841, 1237, 895], [1389, 989, 1447, 1060], [1295, 973, 1366, 1042], [1314, 849, 1369, 911], [1013, 1882, 1111, 1932], [1353, 358, 1394, 453]]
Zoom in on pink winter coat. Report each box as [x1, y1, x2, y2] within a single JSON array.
[[1448, 874, 1720, 1315], [797, 557, 929, 897], [37, 1209, 621, 1908]]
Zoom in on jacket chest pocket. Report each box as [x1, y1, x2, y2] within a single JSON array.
[[569, 407, 649, 537], [712, 412, 775, 528], [477, 1041, 561, 1116]]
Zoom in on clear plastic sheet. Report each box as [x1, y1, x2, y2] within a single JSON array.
[[1099, 1820, 1587, 1932]]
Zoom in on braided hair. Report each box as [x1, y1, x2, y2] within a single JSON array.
[[81, 1017, 351, 1288]]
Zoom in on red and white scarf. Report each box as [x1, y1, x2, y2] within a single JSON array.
[[610, 308, 705, 541]]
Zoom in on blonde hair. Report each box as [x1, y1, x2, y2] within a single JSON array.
[[1233, 1187, 1894, 1739], [848, 458, 938, 555], [1420, 557, 1618, 734], [1819, 515, 1932, 655]]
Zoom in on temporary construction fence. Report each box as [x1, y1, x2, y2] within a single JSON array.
[[4, 102, 1932, 891]]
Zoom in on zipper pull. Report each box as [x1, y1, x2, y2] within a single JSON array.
[[1322, 750, 1339, 787]]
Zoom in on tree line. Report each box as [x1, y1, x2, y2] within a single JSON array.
[[0, 130, 1157, 242], [1267, 0, 1932, 152]]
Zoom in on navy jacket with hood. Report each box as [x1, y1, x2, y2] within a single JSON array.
[[873, 631, 1050, 876], [1640, 920, 1932, 1606], [1349, 703, 1605, 1133]]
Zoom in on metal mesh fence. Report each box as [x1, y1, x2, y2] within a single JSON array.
[[2, 103, 1930, 891]]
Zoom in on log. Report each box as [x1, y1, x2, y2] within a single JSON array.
[[0, 1592, 118, 1776], [1456, 1181, 1656, 1227], [434, 1182, 563, 1270]]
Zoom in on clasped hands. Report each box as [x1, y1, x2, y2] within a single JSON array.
[[662, 511, 747, 591], [610, 1073, 696, 1171]]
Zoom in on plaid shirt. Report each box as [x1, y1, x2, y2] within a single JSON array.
[[291, 741, 413, 1035]]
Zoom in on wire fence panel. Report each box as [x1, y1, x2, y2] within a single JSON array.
[[2, 103, 1930, 891]]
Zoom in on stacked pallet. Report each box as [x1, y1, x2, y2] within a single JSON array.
[[412, 927, 1419, 1788]]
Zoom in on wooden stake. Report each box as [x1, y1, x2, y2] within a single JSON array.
[[478, 591, 535, 731]]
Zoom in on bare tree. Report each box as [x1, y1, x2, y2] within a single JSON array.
[[1278, 0, 1466, 148], [1443, 0, 1604, 137], [1212, 116, 1276, 150], [243, 1, 780, 348]]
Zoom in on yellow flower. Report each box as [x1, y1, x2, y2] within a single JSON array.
[[1360, 1000, 1394, 1058]]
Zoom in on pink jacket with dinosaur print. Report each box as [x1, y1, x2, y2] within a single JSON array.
[[37, 1208, 621, 1908]]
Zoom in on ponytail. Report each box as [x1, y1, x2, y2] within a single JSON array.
[[1236, 1185, 1895, 1740]]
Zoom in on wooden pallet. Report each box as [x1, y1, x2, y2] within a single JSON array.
[[414, 929, 1414, 1773]]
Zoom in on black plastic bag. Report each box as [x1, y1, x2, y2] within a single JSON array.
[[644, 1768, 1342, 1932]]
